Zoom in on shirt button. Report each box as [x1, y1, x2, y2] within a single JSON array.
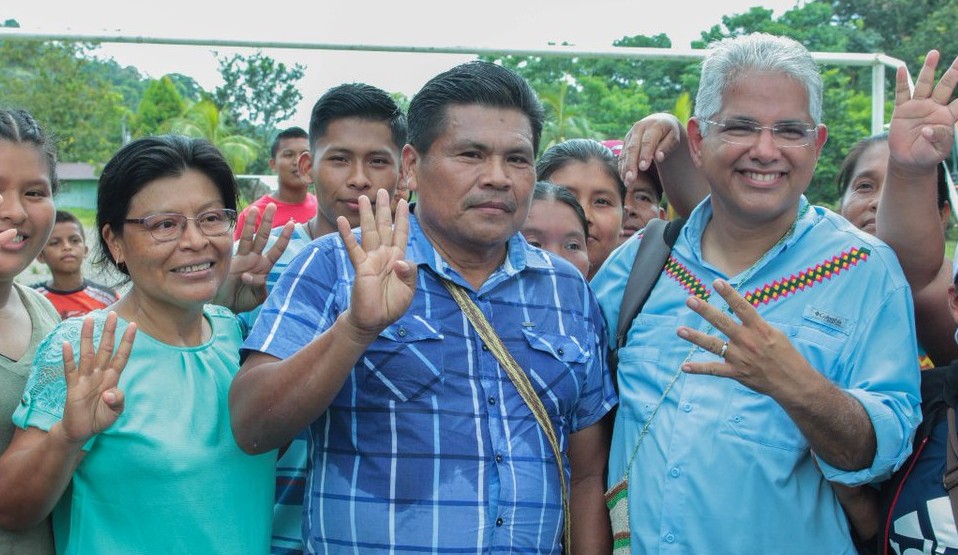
[[665, 533, 675, 543], [495, 454, 503, 463], [398, 326, 407, 337], [557, 348, 564, 356], [495, 517, 504, 527], [733, 416, 742, 423], [488, 397, 496, 405], [481, 343, 489, 351], [669, 467, 680, 478], [682, 403, 692, 413]]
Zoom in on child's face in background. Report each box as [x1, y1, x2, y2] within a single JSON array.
[[0, 141, 55, 281], [521, 198, 590, 277], [38, 221, 88, 275]]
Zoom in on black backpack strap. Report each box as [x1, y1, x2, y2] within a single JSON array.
[[609, 217, 686, 388]]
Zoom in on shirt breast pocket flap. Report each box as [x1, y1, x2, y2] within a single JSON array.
[[518, 329, 591, 403], [520, 329, 591, 364], [362, 317, 445, 403]]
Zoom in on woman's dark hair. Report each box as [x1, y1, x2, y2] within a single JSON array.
[[0, 108, 58, 193], [95, 135, 238, 274], [532, 181, 589, 239], [407, 61, 544, 155], [837, 132, 949, 210], [536, 138, 625, 200]]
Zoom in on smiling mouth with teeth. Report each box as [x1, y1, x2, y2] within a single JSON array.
[[174, 262, 212, 273]]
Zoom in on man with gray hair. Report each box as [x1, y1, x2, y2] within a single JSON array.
[[591, 32, 942, 553]]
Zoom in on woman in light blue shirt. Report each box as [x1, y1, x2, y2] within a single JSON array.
[[0, 135, 290, 554]]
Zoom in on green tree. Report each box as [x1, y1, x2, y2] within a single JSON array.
[[131, 76, 185, 138], [170, 99, 260, 174], [0, 40, 127, 165], [166, 73, 205, 103], [213, 51, 305, 147], [538, 81, 595, 153]]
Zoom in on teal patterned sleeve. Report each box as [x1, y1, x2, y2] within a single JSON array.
[[12, 315, 89, 433]]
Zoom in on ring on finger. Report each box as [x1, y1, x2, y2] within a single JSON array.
[[718, 341, 729, 358]]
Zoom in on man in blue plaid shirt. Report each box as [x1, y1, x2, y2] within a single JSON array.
[[230, 61, 617, 554]]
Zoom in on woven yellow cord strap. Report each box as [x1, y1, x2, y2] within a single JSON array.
[[441, 279, 572, 552]]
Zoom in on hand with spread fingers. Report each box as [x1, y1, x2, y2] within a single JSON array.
[[217, 202, 295, 313], [676, 279, 877, 471], [338, 188, 417, 344], [57, 311, 137, 445], [676, 279, 812, 396], [887, 50, 958, 172]]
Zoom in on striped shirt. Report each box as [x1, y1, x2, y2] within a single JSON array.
[[243, 211, 616, 554]]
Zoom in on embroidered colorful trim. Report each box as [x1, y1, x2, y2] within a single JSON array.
[[664, 256, 711, 300], [666, 247, 872, 307], [743, 247, 871, 306]]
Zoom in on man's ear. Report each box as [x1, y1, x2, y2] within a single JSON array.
[[297, 151, 313, 179], [812, 124, 828, 159], [687, 118, 706, 169], [401, 144, 421, 193], [268, 157, 278, 173]]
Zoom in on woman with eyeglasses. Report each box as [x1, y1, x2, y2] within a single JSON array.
[[0, 135, 291, 554]]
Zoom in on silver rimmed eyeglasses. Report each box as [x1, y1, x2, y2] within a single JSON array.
[[123, 208, 237, 242], [703, 119, 818, 148]]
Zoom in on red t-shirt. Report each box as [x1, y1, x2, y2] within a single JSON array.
[[32, 280, 120, 319], [233, 193, 318, 239]]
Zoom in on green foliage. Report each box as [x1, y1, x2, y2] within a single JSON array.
[[390, 92, 411, 115], [165, 73, 205, 103], [538, 81, 595, 153], [131, 76, 186, 138], [170, 99, 260, 174], [213, 51, 305, 148], [0, 40, 127, 166]]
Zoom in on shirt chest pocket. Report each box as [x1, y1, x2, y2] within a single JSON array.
[[720, 320, 847, 452], [512, 328, 593, 411], [361, 317, 445, 403]]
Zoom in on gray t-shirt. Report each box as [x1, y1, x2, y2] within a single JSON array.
[[0, 282, 59, 554]]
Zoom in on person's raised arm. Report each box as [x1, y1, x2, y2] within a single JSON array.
[[879, 50, 958, 364], [618, 113, 710, 218], [0, 313, 135, 530], [228, 189, 418, 454]]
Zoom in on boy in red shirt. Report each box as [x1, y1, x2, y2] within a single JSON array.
[[234, 126, 315, 239], [32, 210, 118, 318]]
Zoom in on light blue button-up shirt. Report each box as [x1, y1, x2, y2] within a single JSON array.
[[244, 211, 617, 554], [591, 196, 921, 554]]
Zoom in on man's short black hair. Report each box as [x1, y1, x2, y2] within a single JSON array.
[[407, 61, 544, 155], [308, 84, 406, 152], [270, 126, 308, 158]]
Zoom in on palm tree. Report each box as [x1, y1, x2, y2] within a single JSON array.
[[170, 100, 260, 173], [538, 81, 595, 155]]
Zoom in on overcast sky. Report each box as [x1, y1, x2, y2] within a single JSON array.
[[6, 0, 803, 128]]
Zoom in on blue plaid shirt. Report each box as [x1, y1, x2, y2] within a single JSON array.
[[243, 211, 616, 554]]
